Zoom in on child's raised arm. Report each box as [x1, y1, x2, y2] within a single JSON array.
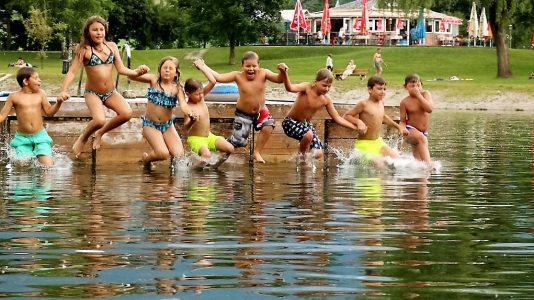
[[278, 64, 307, 93], [265, 67, 284, 84], [199, 62, 237, 83], [109, 42, 149, 77], [193, 59, 216, 94]]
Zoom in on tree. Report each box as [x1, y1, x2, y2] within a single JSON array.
[[380, 0, 532, 78], [183, 0, 288, 64], [24, 7, 53, 68]]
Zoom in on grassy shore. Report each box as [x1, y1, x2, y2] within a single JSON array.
[[1, 45, 533, 99]]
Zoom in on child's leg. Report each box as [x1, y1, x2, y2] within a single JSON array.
[[162, 126, 184, 158], [142, 127, 170, 164], [381, 145, 399, 159], [404, 131, 431, 163], [253, 125, 273, 163], [37, 155, 53, 166], [215, 138, 234, 155], [93, 93, 133, 150], [73, 95, 106, 157], [299, 130, 313, 155]]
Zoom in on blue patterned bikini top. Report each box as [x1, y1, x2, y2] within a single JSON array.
[[146, 87, 177, 109], [86, 43, 114, 66]]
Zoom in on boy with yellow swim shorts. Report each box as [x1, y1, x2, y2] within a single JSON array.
[[343, 76, 408, 168], [183, 59, 234, 168]]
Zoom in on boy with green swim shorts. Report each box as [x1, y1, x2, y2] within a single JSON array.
[[0, 67, 65, 166], [183, 59, 234, 168], [343, 76, 408, 168]]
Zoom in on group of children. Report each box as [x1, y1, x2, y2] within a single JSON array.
[[0, 16, 433, 169]]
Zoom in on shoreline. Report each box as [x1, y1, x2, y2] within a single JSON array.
[[2, 78, 533, 112]]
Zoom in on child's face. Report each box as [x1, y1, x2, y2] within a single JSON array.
[[314, 79, 332, 95], [404, 78, 422, 91], [89, 22, 106, 44], [368, 84, 387, 100], [187, 88, 204, 103], [160, 60, 178, 82], [24, 72, 41, 92], [241, 59, 260, 81]]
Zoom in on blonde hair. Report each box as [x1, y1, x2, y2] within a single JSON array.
[[157, 56, 180, 88], [315, 68, 334, 83]]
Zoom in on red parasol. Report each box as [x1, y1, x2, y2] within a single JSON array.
[[321, 0, 331, 35], [360, 0, 369, 35]]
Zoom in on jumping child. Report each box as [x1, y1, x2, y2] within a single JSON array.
[[183, 59, 235, 168], [343, 76, 408, 168], [399, 74, 433, 164], [279, 65, 357, 160], [127, 56, 187, 165], [0, 67, 65, 166], [195, 51, 284, 163], [57, 16, 149, 157]]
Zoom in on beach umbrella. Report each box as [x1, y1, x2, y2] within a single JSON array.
[[321, 0, 331, 37], [480, 7, 489, 37], [468, 1, 479, 46], [353, 16, 361, 31], [360, 0, 369, 35], [531, 32, 534, 47], [377, 18, 383, 31], [290, 0, 307, 44], [414, 8, 426, 44], [396, 17, 404, 30]]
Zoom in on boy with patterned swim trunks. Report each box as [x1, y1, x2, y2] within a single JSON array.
[[343, 76, 408, 168], [278, 66, 357, 160], [196, 51, 284, 163], [399, 74, 433, 165], [0, 67, 65, 166], [183, 59, 234, 168]]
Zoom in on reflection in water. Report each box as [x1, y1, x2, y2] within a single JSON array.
[[0, 111, 533, 298]]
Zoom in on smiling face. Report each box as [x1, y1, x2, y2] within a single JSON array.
[[23, 72, 41, 93], [241, 58, 260, 81], [88, 21, 106, 45]]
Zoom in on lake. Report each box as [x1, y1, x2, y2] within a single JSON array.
[[1, 110, 533, 299]]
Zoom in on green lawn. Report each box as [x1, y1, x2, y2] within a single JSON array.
[[1, 46, 533, 96]]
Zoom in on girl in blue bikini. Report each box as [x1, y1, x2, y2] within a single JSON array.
[[128, 56, 191, 165], [57, 16, 149, 157]]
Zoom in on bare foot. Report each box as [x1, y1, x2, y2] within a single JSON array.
[[253, 151, 265, 163], [72, 136, 87, 158], [193, 159, 207, 170], [92, 131, 102, 151]]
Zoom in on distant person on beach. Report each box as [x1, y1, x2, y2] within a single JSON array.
[[278, 66, 357, 161], [8, 57, 31, 68], [127, 56, 186, 166], [183, 58, 235, 168], [326, 54, 333, 72], [343, 76, 408, 168], [196, 51, 284, 163], [399, 74, 433, 165], [340, 59, 356, 80], [0, 67, 65, 166], [57, 16, 149, 158], [529, 72, 534, 79], [372, 48, 384, 76]]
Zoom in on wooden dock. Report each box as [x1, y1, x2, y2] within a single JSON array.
[[0, 97, 399, 164]]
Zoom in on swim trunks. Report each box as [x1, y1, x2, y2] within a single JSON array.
[[141, 115, 175, 133], [227, 109, 257, 148], [354, 137, 387, 160], [282, 116, 323, 150], [85, 89, 115, 103], [406, 124, 428, 137], [187, 132, 224, 155], [255, 106, 275, 131], [10, 128, 53, 159]]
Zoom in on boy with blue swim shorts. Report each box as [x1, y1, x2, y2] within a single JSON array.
[[183, 60, 234, 168], [0, 67, 65, 166], [343, 76, 408, 168]]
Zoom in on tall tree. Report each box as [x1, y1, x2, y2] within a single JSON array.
[[380, 0, 530, 78], [24, 7, 53, 68], [184, 0, 289, 64]]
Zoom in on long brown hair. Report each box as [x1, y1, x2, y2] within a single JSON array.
[[80, 16, 109, 48]]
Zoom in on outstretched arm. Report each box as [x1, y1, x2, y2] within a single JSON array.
[[57, 46, 85, 101], [265, 67, 284, 84], [41, 90, 64, 117], [198, 62, 237, 83], [110, 42, 149, 77], [325, 98, 357, 130]]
